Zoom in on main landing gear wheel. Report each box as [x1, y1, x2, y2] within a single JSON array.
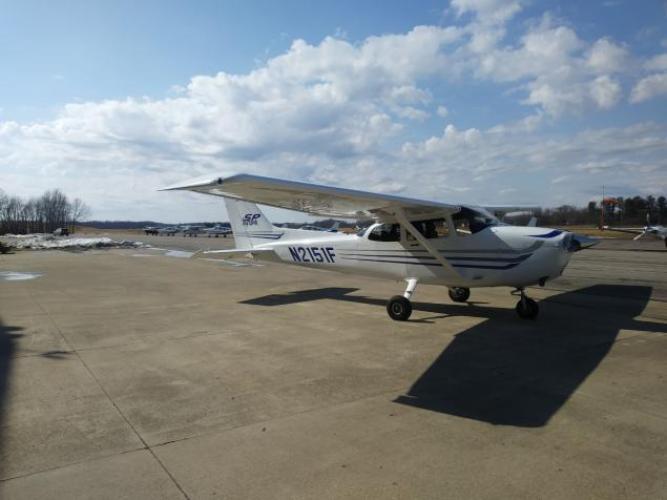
[[387, 295, 412, 321], [515, 295, 539, 319], [448, 287, 470, 303]]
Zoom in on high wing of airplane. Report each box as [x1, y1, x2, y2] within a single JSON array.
[[162, 174, 598, 320], [603, 213, 667, 246]]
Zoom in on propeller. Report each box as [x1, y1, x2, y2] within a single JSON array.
[[634, 214, 651, 240], [565, 233, 599, 252], [633, 213, 652, 240]]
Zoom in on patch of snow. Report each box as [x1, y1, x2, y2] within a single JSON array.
[[0, 271, 43, 282], [2, 234, 145, 250], [200, 258, 263, 267], [164, 250, 195, 258]]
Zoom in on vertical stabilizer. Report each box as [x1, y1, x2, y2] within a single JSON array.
[[224, 198, 280, 249]]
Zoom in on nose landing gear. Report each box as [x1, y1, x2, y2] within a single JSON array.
[[513, 288, 539, 319], [387, 278, 417, 321]]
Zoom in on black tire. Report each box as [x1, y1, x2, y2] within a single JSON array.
[[387, 295, 412, 321], [516, 297, 539, 319], [448, 287, 470, 303]]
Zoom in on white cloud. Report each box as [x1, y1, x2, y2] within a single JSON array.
[[645, 53, 667, 71], [451, 0, 523, 25], [1, 26, 460, 166], [460, 14, 631, 115], [590, 75, 622, 109], [586, 38, 629, 73], [630, 72, 667, 103], [400, 121, 667, 203], [394, 106, 430, 121], [1, 6, 665, 219]]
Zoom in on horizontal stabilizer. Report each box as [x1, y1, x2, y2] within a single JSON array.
[[198, 248, 275, 258]]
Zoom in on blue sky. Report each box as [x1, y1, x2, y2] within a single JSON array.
[[1, 0, 666, 221]]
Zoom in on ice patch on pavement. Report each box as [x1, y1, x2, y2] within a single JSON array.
[[200, 258, 263, 267], [0, 271, 43, 281], [165, 250, 195, 258], [2, 234, 145, 250]]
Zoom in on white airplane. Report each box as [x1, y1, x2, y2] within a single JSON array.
[[181, 224, 206, 237], [603, 214, 667, 247], [499, 210, 538, 227], [157, 226, 179, 236], [162, 174, 598, 320], [204, 225, 233, 238], [299, 221, 341, 232]]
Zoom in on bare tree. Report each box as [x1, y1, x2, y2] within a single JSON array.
[[70, 198, 91, 232]]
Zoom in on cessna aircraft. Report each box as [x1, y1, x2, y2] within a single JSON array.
[[603, 215, 667, 247], [181, 224, 206, 237], [204, 225, 233, 238], [299, 221, 341, 232], [162, 174, 597, 320]]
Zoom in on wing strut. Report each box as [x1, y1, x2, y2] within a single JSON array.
[[393, 208, 459, 275]]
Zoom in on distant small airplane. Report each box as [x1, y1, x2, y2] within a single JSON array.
[[157, 226, 179, 236], [144, 226, 159, 235], [204, 225, 232, 238], [604, 214, 667, 247], [499, 210, 538, 227], [298, 221, 341, 232], [181, 225, 206, 237], [162, 174, 598, 320]]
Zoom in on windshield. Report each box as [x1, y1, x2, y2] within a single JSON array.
[[452, 207, 499, 235]]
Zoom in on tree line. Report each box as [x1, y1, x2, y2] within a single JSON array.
[[0, 189, 91, 234], [535, 195, 666, 226], [1, 189, 664, 234]]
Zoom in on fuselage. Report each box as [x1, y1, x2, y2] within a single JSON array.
[[247, 223, 573, 289]]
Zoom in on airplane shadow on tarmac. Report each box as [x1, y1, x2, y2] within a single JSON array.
[[242, 284, 664, 427], [0, 319, 20, 476]]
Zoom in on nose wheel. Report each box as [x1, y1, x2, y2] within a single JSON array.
[[514, 289, 539, 319], [387, 296, 412, 321], [387, 278, 417, 321]]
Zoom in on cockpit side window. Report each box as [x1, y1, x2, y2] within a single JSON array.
[[368, 223, 401, 242], [406, 218, 449, 240]]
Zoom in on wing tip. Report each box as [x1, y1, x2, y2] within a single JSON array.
[[157, 173, 256, 192]]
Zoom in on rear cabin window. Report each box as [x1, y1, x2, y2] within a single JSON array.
[[368, 224, 400, 242]]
